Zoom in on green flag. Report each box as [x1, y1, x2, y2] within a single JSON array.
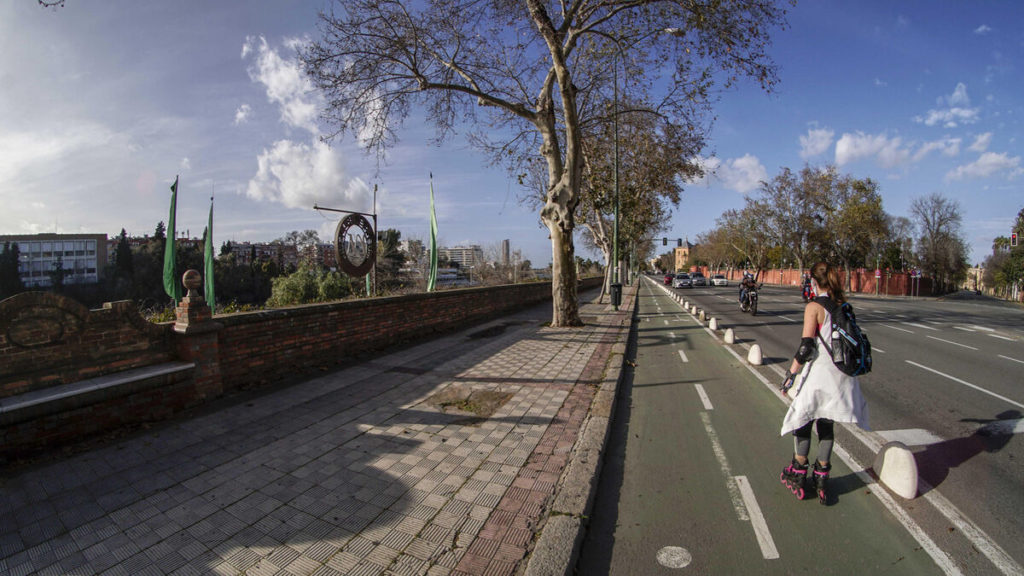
[[203, 196, 215, 312], [427, 173, 438, 292], [163, 176, 181, 304]]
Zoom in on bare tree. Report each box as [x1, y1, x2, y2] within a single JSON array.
[[300, 0, 788, 325], [759, 165, 829, 273], [910, 192, 968, 293]]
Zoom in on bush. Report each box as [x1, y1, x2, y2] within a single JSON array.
[[266, 266, 356, 307]]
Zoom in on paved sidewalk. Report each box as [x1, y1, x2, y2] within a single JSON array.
[[0, 286, 633, 576]]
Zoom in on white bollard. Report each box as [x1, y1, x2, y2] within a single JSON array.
[[699, 310, 706, 322], [684, 301, 690, 310], [747, 344, 763, 365], [709, 318, 719, 330], [724, 328, 735, 344], [874, 442, 919, 499]]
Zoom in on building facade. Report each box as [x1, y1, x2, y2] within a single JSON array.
[[0, 233, 108, 288], [439, 245, 484, 269]]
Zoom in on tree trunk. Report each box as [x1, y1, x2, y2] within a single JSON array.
[[548, 219, 582, 327]]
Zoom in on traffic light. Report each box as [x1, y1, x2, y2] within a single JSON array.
[[677, 239, 682, 247], [1013, 232, 1019, 247], [662, 238, 667, 246]]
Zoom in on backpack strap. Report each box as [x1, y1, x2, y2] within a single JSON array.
[[813, 296, 836, 354]]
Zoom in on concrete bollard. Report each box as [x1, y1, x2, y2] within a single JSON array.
[[709, 318, 719, 330], [747, 344, 763, 365], [724, 328, 735, 344], [684, 301, 690, 310], [699, 310, 706, 322], [874, 442, 919, 499]]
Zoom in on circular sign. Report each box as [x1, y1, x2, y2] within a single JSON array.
[[334, 213, 376, 277]]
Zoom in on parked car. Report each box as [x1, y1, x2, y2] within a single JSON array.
[[664, 273, 674, 285], [672, 273, 693, 288], [691, 272, 707, 287], [711, 274, 728, 287]]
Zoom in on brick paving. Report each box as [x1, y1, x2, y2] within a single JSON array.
[[0, 289, 631, 576]]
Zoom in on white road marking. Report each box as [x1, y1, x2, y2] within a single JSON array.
[[920, 483, 1024, 576], [695, 384, 713, 410], [926, 336, 979, 351], [906, 361, 1024, 410], [873, 346, 886, 353], [883, 324, 915, 333], [979, 418, 1024, 436], [734, 476, 779, 560], [988, 333, 1015, 342], [877, 428, 945, 446], [664, 319, 670, 326], [699, 412, 748, 522], [830, 443, 965, 576], [905, 322, 939, 331], [971, 325, 995, 332], [656, 546, 693, 569], [954, 326, 975, 332], [778, 315, 797, 323], [678, 349, 689, 363], [998, 354, 1024, 365]]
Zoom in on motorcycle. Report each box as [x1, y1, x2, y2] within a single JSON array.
[[740, 286, 759, 315]]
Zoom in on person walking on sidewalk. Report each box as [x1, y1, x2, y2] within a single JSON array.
[[778, 261, 870, 504]]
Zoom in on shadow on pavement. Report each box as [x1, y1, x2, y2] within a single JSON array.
[[914, 409, 1020, 495]]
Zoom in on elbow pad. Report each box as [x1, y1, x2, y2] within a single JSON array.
[[794, 337, 815, 363]]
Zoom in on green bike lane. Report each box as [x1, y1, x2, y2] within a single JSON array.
[[577, 278, 943, 575]]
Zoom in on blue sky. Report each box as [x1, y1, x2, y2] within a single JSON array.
[[2, 1, 1021, 267]]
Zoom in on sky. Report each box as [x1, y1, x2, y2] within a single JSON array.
[[2, 1, 1021, 267]]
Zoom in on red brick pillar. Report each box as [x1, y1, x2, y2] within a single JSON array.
[[173, 269, 223, 401]]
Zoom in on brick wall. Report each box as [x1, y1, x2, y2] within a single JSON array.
[[1, 277, 602, 458], [0, 292, 173, 399]]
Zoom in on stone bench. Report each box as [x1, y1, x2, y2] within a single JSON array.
[[0, 361, 195, 427]]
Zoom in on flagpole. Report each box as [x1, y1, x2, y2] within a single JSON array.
[[204, 187, 215, 313]]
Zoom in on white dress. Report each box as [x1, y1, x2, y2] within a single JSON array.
[[780, 306, 870, 436]]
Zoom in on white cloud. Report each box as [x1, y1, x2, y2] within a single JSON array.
[[969, 132, 993, 152], [689, 154, 766, 194], [246, 139, 370, 210], [914, 83, 980, 127], [835, 132, 910, 168], [912, 137, 961, 162], [234, 104, 252, 125], [180, 157, 191, 171], [243, 35, 320, 134], [945, 151, 1023, 181], [799, 127, 835, 159], [974, 24, 992, 35]]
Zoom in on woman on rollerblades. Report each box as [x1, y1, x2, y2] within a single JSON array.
[[779, 262, 869, 504]]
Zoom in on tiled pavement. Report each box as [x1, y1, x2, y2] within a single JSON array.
[[0, 287, 632, 576]]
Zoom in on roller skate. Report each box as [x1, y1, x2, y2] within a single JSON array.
[[780, 459, 809, 499], [813, 461, 831, 505]]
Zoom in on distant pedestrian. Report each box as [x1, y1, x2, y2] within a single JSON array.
[[778, 261, 869, 504]]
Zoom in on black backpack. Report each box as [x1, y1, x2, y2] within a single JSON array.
[[815, 296, 872, 376]]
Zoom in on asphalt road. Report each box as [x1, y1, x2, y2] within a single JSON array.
[[577, 276, 1024, 575]]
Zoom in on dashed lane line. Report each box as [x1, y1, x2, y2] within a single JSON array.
[[734, 476, 779, 560], [926, 336, 979, 351], [988, 333, 1015, 342], [883, 324, 915, 334], [998, 354, 1024, 365], [678, 349, 689, 363], [905, 322, 939, 331], [694, 384, 713, 410], [972, 325, 995, 332]]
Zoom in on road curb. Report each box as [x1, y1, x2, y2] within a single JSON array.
[[523, 284, 636, 576]]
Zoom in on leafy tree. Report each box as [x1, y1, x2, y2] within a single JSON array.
[[814, 172, 886, 284], [375, 228, 406, 288], [300, 0, 788, 325], [759, 165, 829, 273], [266, 265, 355, 307], [982, 207, 1024, 299], [910, 193, 969, 293], [0, 242, 25, 300], [114, 228, 134, 276]]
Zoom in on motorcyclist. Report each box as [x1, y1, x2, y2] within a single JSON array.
[[739, 272, 758, 305], [801, 273, 813, 301]]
